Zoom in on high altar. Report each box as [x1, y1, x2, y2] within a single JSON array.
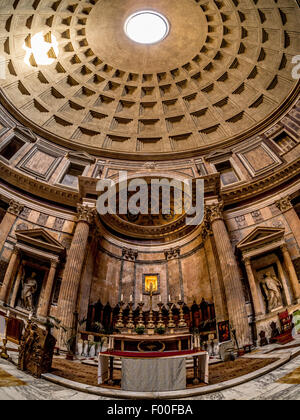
[[97, 279, 209, 392]]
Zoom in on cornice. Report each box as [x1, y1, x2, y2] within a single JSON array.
[[0, 160, 79, 208], [0, 153, 299, 212], [221, 158, 300, 205]]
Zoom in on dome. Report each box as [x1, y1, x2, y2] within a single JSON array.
[[0, 0, 298, 159]]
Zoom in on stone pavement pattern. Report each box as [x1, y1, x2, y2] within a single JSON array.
[[0, 354, 299, 400]]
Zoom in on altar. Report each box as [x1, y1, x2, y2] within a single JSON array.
[[97, 278, 209, 392], [98, 349, 209, 392]]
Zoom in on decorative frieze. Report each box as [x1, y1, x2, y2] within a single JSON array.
[[37, 213, 49, 226], [251, 210, 264, 223], [7, 200, 24, 216], [276, 196, 293, 213], [165, 248, 180, 260], [122, 248, 138, 261], [235, 215, 247, 228], [20, 207, 31, 220], [53, 218, 65, 232]]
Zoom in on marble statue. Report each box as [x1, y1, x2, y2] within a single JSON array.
[[21, 272, 38, 312], [260, 272, 283, 311]]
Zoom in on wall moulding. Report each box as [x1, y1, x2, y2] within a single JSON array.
[[221, 158, 300, 205], [0, 161, 79, 208], [17, 142, 64, 181]]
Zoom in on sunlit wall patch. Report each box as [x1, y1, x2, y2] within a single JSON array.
[[23, 32, 59, 67]]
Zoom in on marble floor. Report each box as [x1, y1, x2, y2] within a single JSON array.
[[0, 359, 112, 400], [186, 354, 300, 401], [0, 354, 298, 400]]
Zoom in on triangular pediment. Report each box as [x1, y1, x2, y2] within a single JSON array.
[[206, 149, 232, 162], [237, 226, 285, 251], [16, 228, 65, 255], [67, 151, 95, 164], [13, 125, 37, 142]]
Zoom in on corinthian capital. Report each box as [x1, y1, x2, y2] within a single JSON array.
[[8, 200, 24, 216], [276, 196, 293, 213], [165, 248, 180, 260], [201, 209, 213, 242], [77, 204, 97, 225], [206, 202, 224, 223]]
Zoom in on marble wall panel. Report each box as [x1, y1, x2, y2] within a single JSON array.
[[181, 247, 212, 306]]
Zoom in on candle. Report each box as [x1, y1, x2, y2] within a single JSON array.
[[179, 293, 182, 301], [159, 295, 162, 302], [130, 295, 133, 303], [28, 312, 33, 320], [140, 294, 143, 302], [121, 294, 124, 302], [6, 310, 10, 318], [168, 295, 171, 302]]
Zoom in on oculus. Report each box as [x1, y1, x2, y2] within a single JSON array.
[[125, 11, 169, 45]]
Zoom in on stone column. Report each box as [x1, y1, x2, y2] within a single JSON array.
[[281, 244, 300, 302], [243, 257, 263, 317], [0, 200, 24, 253], [57, 204, 96, 347], [38, 260, 58, 319], [10, 261, 25, 308], [275, 257, 292, 306], [0, 248, 20, 304], [78, 231, 99, 327], [202, 222, 228, 322], [276, 197, 300, 250], [207, 203, 250, 347]]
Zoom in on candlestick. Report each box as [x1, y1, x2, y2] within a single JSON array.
[[126, 302, 135, 331], [137, 302, 145, 328], [178, 300, 187, 328], [167, 302, 176, 329], [157, 302, 165, 328], [147, 286, 155, 330], [115, 301, 125, 329]]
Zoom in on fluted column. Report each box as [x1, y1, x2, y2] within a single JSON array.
[[243, 257, 263, 317], [281, 244, 300, 302], [276, 197, 300, 250], [0, 248, 20, 304], [202, 219, 228, 322], [0, 200, 24, 253], [57, 204, 96, 346], [207, 203, 250, 347], [38, 260, 58, 319]]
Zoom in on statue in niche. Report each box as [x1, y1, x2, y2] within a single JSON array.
[[260, 272, 283, 312], [21, 271, 38, 312]]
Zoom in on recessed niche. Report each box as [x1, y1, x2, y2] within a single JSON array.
[[0, 136, 25, 161]]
